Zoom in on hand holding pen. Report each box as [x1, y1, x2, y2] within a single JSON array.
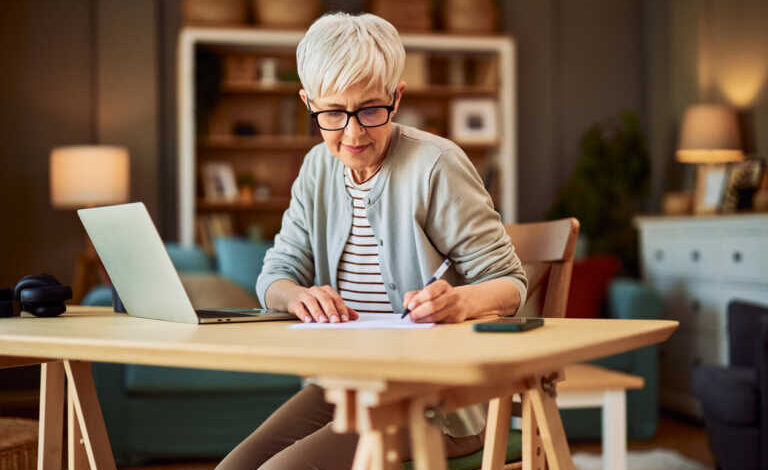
[[400, 259, 452, 318]]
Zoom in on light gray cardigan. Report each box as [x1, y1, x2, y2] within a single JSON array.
[[256, 123, 527, 311], [255, 124, 528, 437]]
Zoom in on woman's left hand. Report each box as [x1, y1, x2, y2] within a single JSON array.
[[402, 280, 471, 323]]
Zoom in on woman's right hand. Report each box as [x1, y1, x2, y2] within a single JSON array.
[[288, 285, 359, 323]]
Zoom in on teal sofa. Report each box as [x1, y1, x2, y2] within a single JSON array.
[[83, 239, 661, 465]]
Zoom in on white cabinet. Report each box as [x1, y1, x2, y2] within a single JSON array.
[[636, 214, 768, 417]]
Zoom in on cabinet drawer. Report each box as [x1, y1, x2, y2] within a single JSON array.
[[719, 285, 768, 308], [643, 236, 721, 279], [687, 281, 726, 331], [661, 327, 723, 368], [642, 237, 679, 277], [674, 238, 721, 278], [650, 277, 722, 331], [721, 236, 768, 282]]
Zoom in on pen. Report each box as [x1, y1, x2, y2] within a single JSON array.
[[401, 259, 453, 319]]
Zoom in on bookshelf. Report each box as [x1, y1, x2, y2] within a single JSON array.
[[178, 27, 517, 247]]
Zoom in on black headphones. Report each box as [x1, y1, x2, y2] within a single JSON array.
[[0, 274, 72, 318]]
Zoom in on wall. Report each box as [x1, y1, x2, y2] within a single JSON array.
[[0, 0, 162, 289], [97, 0, 161, 230], [0, 1, 95, 289], [645, 0, 768, 201], [502, 0, 645, 222]]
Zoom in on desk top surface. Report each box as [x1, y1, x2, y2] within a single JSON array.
[[0, 307, 677, 385]]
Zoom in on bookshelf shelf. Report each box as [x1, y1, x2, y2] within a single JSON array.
[[198, 136, 494, 155], [221, 82, 300, 95], [456, 141, 500, 152], [199, 135, 321, 151], [197, 198, 291, 212], [221, 82, 498, 98]]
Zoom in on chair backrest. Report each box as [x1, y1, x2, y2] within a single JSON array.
[[504, 218, 579, 318]]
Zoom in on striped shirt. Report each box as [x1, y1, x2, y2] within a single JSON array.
[[338, 166, 394, 314]]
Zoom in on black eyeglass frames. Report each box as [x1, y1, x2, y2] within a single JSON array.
[[307, 90, 398, 131]]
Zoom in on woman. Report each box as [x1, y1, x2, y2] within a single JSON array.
[[217, 12, 527, 470]]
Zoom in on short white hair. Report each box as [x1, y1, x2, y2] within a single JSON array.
[[297, 12, 405, 100]]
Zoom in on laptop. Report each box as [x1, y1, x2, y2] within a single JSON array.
[[77, 202, 295, 324]]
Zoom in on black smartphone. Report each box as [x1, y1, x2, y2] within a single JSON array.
[[473, 317, 544, 333]]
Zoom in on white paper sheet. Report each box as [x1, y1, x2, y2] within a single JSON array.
[[288, 313, 435, 329]]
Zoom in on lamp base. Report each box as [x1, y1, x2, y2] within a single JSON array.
[[693, 164, 728, 215]]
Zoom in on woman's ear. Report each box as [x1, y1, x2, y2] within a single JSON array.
[[393, 80, 406, 115], [298, 89, 309, 109]]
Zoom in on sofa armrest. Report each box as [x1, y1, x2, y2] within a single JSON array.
[[606, 278, 662, 320]]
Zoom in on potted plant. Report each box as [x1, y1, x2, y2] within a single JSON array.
[[548, 111, 651, 276]]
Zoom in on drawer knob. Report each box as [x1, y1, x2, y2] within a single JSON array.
[[691, 300, 701, 313], [654, 250, 664, 261], [690, 250, 700, 262], [732, 251, 743, 263]]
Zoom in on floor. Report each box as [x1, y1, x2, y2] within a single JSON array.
[[569, 414, 716, 468], [120, 414, 716, 470]]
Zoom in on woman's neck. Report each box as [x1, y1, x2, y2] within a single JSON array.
[[350, 162, 383, 185]]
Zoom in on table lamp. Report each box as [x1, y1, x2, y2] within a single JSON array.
[[50, 145, 130, 302], [676, 104, 744, 214]]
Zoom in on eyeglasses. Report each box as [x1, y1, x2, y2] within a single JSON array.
[[307, 91, 397, 131]]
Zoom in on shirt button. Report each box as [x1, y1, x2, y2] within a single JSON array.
[[388, 283, 397, 290], [379, 240, 384, 246]]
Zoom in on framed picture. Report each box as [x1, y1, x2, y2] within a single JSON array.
[[693, 164, 728, 214], [201, 162, 238, 202], [450, 99, 498, 144], [721, 159, 765, 213]]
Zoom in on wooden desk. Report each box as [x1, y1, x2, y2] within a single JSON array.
[[0, 307, 677, 470]]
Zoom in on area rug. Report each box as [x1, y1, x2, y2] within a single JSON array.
[[572, 449, 713, 470]]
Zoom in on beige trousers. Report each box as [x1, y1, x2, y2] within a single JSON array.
[[216, 384, 484, 470]]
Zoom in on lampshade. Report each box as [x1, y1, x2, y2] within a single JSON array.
[[676, 104, 744, 164], [50, 145, 130, 208]]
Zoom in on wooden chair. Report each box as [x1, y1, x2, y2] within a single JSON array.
[[475, 217, 580, 470]]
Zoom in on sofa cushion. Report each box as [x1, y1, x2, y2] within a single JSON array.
[[402, 430, 522, 470], [81, 285, 114, 307], [214, 237, 272, 290], [165, 243, 214, 273], [124, 365, 302, 394], [692, 365, 758, 425], [607, 278, 662, 320], [179, 273, 260, 309]]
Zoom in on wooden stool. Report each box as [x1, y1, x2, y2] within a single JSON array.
[[0, 418, 38, 470]]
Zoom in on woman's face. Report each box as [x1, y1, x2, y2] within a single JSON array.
[[301, 81, 405, 175]]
